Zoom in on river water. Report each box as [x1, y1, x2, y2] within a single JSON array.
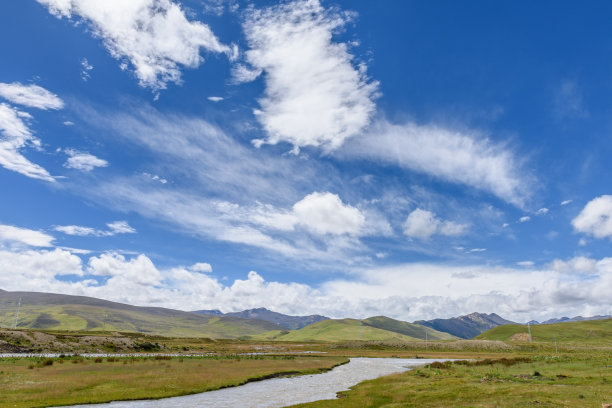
[[58, 357, 442, 408]]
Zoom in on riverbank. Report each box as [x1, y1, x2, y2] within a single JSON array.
[[0, 355, 348, 408], [290, 353, 612, 407]]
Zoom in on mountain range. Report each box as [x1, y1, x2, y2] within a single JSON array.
[[415, 312, 516, 339], [193, 307, 328, 330], [0, 290, 279, 338], [6, 289, 604, 341], [529, 315, 612, 325]]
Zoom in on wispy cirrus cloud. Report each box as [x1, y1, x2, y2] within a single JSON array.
[[0, 82, 64, 110], [37, 0, 235, 90], [0, 103, 55, 182], [55, 221, 135, 237], [240, 0, 378, 152], [0, 224, 55, 247], [340, 120, 531, 207]]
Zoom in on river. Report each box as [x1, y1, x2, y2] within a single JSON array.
[[57, 357, 443, 408]]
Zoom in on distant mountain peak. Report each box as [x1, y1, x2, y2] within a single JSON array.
[[193, 307, 330, 330], [416, 312, 515, 339]]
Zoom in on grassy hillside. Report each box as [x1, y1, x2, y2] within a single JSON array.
[[259, 319, 422, 342], [362, 316, 456, 340], [476, 318, 612, 343], [0, 290, 280, 338], [253, 317, 456, 342]]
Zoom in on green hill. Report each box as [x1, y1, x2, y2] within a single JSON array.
[[476, 318, 612, 344], [0, 290, 280, 338], [254, 317, 455, 342], [362, 316, 456, 340]]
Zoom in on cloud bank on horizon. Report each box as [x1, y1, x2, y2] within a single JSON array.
[[0, 0, 611, 322]]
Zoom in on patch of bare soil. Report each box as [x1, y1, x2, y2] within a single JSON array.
[[509, 333, 531, 342]]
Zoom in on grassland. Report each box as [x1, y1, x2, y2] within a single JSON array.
[[2, 317, 612, 407], [477, 318, 612, 344], [0, 355, 348, 408], [290, 352, 612, 407]]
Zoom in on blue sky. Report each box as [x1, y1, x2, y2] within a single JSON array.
[[1, 0, 612, 322]]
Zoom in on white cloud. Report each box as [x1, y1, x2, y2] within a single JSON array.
[[230, 63, 262, 84], [242, 0, 378, 152], [80, 58, 94, 81], [88, 252, 161, 286], [66, 106, 381, 264], [291, 192, 365, 235], [190, 262, 212, 273], [341, 120, 529, 207], [207, 96, 224, 102], [519, 216, 531, 223], [106, 221, 136, 234], [403, 208, 467, 240], [1, 247, 611, 322], [37, 0, 233, 90], [0, 82, 64, 110], [63, 149, 108, 171], [142, 172, 167, 184], [536, 207, 549, 215], [548, 256, 597, 275], [572, 195, 612, 239], [0, 103, 55, 181], [54, 225, 98, 236], [0, 224, 55, 247], [55, 221, 136, 237], [517, 261, 534, 267], [561, 199, 572, 206]]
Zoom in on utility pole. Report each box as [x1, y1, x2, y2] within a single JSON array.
[[12, 298, 21, 329], [102, 312, 108, 335], [527, 322, 532, 343]]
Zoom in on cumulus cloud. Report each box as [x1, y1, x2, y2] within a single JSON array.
[[207, 96, 223, 102], [242, 0, 378, 152], [0, 82, 64, 110], [572, 195, 612, 239], [536, 207, 549, 215], [340, 120, 529, 207], [88, 252, 161, 286], [190, 262, 212, 273], [253, 192, 365, 236], [55, 221, 136, 237], [519, 216, 531, 223], [63, 149, 108, 171], [0, 224, 55, 247], [2, 247, 611, 322], [403, 208, 467, 240], [37, 0, 233, 90], [0, 103, 55, 181]]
